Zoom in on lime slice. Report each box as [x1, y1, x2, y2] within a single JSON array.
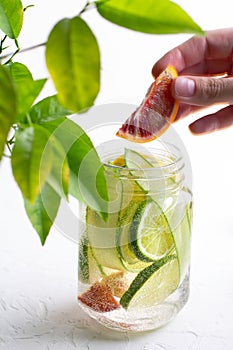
[[124, 148, 177, 211], [78, 233, 114, 284], [130, 199, 174, 262], [120, 255, 179, 309], [86, 165, 127, 271], [117, 201, 142, 265], [87, 162, 147, 272], [168, 199, 192, 280], [78, 234, 90, 283], [116, 201, 151, 272], [86, 206, 126, 271], [87, 204, 149, 273], [124, 148, 156, 192]]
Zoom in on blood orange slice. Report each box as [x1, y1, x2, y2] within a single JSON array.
[[116, 65, 179, 143], [78, 282, 120, 312]]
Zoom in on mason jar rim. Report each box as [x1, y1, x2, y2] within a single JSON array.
[[103, 143, 184, 172]]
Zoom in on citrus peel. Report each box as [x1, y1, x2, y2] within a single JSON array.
[[78, 282, 120, 312], [116, 65, 179, 143]]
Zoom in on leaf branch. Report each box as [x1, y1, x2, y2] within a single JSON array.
[[0, 42, 46, 62], [78, 1, 96, 16]]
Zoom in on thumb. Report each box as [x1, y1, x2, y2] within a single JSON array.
[[172, 76, 233, 106]]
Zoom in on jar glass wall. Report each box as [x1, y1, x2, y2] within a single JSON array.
[[77, 141, 192, 332]]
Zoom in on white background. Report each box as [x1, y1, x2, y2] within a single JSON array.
[[0, 0, 233, 349]]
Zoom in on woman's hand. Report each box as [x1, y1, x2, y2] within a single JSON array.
[[152, 28, 233, 134]]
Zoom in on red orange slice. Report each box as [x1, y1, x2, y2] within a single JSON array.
[[78, 282, 120, 312], [116, 65, 179, 143]]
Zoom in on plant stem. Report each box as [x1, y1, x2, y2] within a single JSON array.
[[24, 4, 35, 11], [78, 1, 96, 16], [1, 42, 46, 61], [0, 35, 7, 54], [4, 48, 20, 65], [26, 114, 33, 126], [2, 153, 11, 159], [1, 1, 95, 61], [6, 142, 13, 155], [7, 134, 15, 145]]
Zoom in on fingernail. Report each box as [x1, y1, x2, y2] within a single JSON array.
[[175, 77, 196, 97]]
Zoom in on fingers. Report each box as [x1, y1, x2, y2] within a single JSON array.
[[152, 28, 233, 77], [175, 104, 205, 121], [152, 35, 207, 76], [151, 28, 233, 135], [189, 105, 233, 134], [172, 76, 233, 106]]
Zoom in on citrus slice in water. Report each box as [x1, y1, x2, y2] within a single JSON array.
[[116, 200, 151, 272], [124, 148, 157, 193], [120, 255, 179, 309], [78, 234, 90, 283], [116, 65, 179, 143], [78, 281, 120, 312], [78, 233, 116, 284], [130, 199, 174, 262], [101, 271, 131, 298]]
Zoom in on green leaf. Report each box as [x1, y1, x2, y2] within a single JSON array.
[[46, 16, 100, 112], [46, 136, 70, 200], [28, 96, 71, 199], [6, 61, 32, 81], [11, 125, 53, 203], [40, 117, 108, 217], [0, 64, 17, 160], [7, 62, 47, 120], [29, 95, 72, 123], [24, 182, 61, 245], [96, 0, 204, 35], [0, 0, 24, 38]]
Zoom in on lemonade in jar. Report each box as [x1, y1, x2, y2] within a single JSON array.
[[77, 144, 192, 332]]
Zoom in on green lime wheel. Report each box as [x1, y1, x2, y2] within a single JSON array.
[[120, 255, 179, 309], [129, 199, 174, 262]]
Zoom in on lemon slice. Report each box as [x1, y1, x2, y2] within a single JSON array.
[[111, 154, 125, 167], [120, 255, 179, 309], [129, 199, 174, 262]]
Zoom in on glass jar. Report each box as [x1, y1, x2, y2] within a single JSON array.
[[77, 141, 192, 332]]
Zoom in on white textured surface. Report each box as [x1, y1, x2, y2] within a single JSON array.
[[1, 0, 233, 349]]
